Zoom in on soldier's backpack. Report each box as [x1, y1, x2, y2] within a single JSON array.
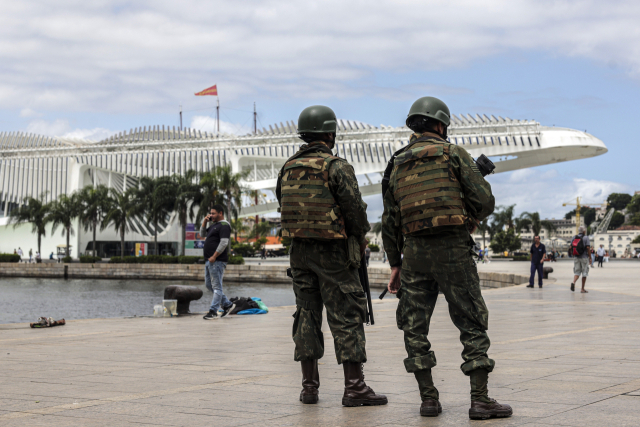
[[570, 235, 585, 256]]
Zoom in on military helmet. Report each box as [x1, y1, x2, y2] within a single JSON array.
[[406, 96, 451, 127], [297, 105, 337, 134]]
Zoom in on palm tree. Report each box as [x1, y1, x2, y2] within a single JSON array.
[[250, 220, 272, 251], [492, 204, 516, 230], [215, 165, 249, 221], [102, 188, 137, 258], [9, 192, 52, 255], [77, 185, 110, 257], [197, 170, 225, 224], [477, 218, 489, 249], [49, 193, 82, 258], [519, 211, 558, 237], [172, 170, 202, 256], [134, 176, 176, 255], [247, 189, 267, 224], [230, 218, 249, 242]]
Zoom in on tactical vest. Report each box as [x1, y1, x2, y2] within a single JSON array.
[[391, 137, 467, 235], [280, 152, 347, 240]]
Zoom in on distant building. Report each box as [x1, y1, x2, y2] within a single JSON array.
[[593, 225, 640, 257]]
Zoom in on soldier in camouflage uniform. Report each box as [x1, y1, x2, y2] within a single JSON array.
[[276, 105, 387, 407], [381, 97, 512, 420]]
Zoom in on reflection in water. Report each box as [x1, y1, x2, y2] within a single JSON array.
[[0, 277, 295, 324]]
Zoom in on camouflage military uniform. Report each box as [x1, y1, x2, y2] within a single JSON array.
[[276, 142, 370, 364], [381, 132, 496, 402]]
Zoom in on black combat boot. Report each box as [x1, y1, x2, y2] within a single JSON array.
[[468, 368, 512, 420], [415, 369, 441, 417], [341, 362, 388, 407], [300, 360, 319, 404]]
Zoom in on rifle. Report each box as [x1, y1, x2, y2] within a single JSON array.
[[358, 260, 375, 325]]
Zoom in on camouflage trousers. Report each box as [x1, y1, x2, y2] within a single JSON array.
[[290, 238, 367, 364], [397, 228, 495, 376]]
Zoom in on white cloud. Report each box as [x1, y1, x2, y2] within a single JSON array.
[[25, 118, 116, 142], [19, 108, 40, 118], [190, 115, 252, 136], [1, 1, 640, 114], [487, 169, 635, 219]]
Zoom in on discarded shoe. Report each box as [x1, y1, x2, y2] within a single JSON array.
[[30, 317, 65, 328]]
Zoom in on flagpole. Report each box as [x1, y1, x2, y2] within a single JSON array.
[[179, 105, 183, 131], [216, 98, 220, 136], [253, 102, 257, 134]]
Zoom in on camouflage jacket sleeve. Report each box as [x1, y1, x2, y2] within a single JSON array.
[[381, 174, 403, 267], [328, 159, 370, 243], [450, 145, 495, 222]]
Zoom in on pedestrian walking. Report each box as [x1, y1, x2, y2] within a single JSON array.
[[364, 244, 371, 267], [35, 251, 41, 263], [527, 236, 546, 288], [29, 248, 33, 263], [382, 250, 387, 263], [277, 105, 387, 407], [201, 205, 235, 320], [596, 245, 605, 267], [17, 247, 23, 262], [382, 96, 511, 419], [570, 226, 592, 293]]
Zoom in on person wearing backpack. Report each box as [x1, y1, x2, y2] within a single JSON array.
[[570, 226, 592, 293]]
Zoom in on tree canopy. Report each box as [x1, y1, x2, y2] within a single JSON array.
[[609, 211, 625, 230], [607, 193, 632, 211]]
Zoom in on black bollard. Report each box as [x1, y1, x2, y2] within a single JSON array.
[[543, 266, 553, 279], [164, 285, 203, 315], [63, 265, 68, 280]]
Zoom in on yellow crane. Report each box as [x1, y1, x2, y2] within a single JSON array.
[[563, 197, 583, 235], [562, 197, 601, 235]]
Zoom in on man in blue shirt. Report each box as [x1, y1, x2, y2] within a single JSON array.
[[527, 236, 546, 288], [201, 204, 235, 320]]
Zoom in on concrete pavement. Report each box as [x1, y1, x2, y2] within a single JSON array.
[[1, 261, 639, 426]]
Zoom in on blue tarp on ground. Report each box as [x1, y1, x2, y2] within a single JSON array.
[[236, 297, 269, 315]]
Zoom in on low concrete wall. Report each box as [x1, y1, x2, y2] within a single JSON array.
[[0, 263, 528, 289]]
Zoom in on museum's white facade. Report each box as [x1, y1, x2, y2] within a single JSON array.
[[0, 114, 608, 257]]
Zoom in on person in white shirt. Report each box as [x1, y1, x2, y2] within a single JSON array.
[[596, 245, 606, 268]]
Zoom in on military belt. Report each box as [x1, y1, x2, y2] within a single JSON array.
[[281, 214, 333, 221], [402, 209, 466, 225], [280, 205, 336, 213], [282, 179, 324, 186], [282, 197, 335, 204], [401, 199, 464, 214], [282, 223, 342, 230], [281, 188, 323, 195]]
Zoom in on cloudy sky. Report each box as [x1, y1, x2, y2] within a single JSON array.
[[1, 0, 638, 219]]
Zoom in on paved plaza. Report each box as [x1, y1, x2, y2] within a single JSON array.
[[1, 261, 639, 426]]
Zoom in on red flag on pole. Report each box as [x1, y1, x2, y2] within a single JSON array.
[[195, 85, 218, 96]]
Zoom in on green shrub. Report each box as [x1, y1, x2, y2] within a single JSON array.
[[231, 242, 255, 257], [512, 256, 529, 261], [62, 256, 73, 263], [123, 256, 138, 263], [228, 255, 245, 265], [161, 256, 179, 264], [368, 244, 380, 252], [177, 256, 201, 264], [79, 255, 101, 263], [0, 254, 21, 263]]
